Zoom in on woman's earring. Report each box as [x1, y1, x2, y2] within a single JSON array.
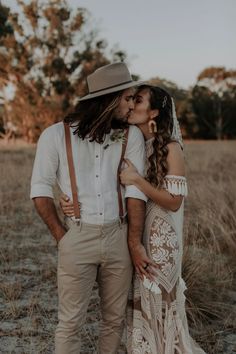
[[148, 120, 157, 133]]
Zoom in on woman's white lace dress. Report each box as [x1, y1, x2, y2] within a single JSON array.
[[127, 139, 206, 354]]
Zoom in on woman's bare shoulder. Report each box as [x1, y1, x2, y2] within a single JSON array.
[[166, 142, 185, 176]]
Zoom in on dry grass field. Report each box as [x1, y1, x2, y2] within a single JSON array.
[[0, 140, 236, 353]]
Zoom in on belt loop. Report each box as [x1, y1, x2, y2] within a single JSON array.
[[119, 218, 122, 228], [75, 218, 82, 231]]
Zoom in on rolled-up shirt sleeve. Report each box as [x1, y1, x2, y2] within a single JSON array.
[[30, 126, 59, 199], [124, 126, 147, 202]]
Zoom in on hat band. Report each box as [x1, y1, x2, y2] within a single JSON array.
[[90, 80, 133, 94]]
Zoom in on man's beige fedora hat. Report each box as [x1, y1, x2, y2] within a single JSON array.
[[79, 62, 143, 101]]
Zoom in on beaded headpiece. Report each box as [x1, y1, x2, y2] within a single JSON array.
[[162, 96, 167, 108]]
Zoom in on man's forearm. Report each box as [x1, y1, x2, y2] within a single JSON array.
[[127, 198, 145, 248], [33, 197, 66, 241]]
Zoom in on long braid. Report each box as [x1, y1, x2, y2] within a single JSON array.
[[138, 85, 174, 187], [147, 133, 169, 188]]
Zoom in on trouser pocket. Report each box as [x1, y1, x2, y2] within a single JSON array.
[[58, 223, 75, 247]]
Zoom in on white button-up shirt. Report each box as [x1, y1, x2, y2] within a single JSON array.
[[30, 122, 147, 224]]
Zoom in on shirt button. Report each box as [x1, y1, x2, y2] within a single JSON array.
[[98, 194, 101, 197], [96, 175, 99, 178], [100, 213, 103, 215], [96, 155, 99, 158]]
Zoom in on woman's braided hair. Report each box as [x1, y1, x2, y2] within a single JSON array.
[[138, 85, 174, 187]]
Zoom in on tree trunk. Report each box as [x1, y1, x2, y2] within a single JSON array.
[[215, 97, 223, 140]]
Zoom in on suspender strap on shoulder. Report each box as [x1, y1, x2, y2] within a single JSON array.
[[64, 123, 129, 224], [117, 128, 129, 222], [64, 122, 81, 221]]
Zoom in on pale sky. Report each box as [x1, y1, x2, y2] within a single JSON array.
[[4, 0, 236, 89]]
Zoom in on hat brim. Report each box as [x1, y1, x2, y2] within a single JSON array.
[[79, 80, 144, 101]]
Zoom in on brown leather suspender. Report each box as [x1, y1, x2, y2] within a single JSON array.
[[64, 122, 81, 221], [117, 128, 129, 221], [64, 122, 129, 223]]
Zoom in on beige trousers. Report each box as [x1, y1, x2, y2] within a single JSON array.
[[55, 219, 133, 354]]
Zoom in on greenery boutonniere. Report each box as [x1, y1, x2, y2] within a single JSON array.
[[104, 129, 127, 149]]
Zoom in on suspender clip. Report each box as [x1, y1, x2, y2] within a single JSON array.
[[74, 217, 81, 226]]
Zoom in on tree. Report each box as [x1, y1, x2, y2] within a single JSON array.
[[192, 67, 236, 139], [0, 0, 127, 142], [0, 1, 15, 136]]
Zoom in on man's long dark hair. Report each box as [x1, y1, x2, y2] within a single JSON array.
[[64, 90, 128, 144]]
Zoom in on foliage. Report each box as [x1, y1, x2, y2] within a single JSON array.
[[191, 67, 236, 139], [0, 0, 127, 142], [148, 68, 236, 140], [0, 1, 235, 141]]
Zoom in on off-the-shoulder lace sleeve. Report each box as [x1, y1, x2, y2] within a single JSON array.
[[163, 175, 188, 196]]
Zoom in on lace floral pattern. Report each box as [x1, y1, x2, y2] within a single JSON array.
[[127, 172, 206, 353], [150, 215, 179, 277], [132, 328, 151, 354]]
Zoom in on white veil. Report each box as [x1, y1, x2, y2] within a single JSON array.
[[171, 98, 183, 149]]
